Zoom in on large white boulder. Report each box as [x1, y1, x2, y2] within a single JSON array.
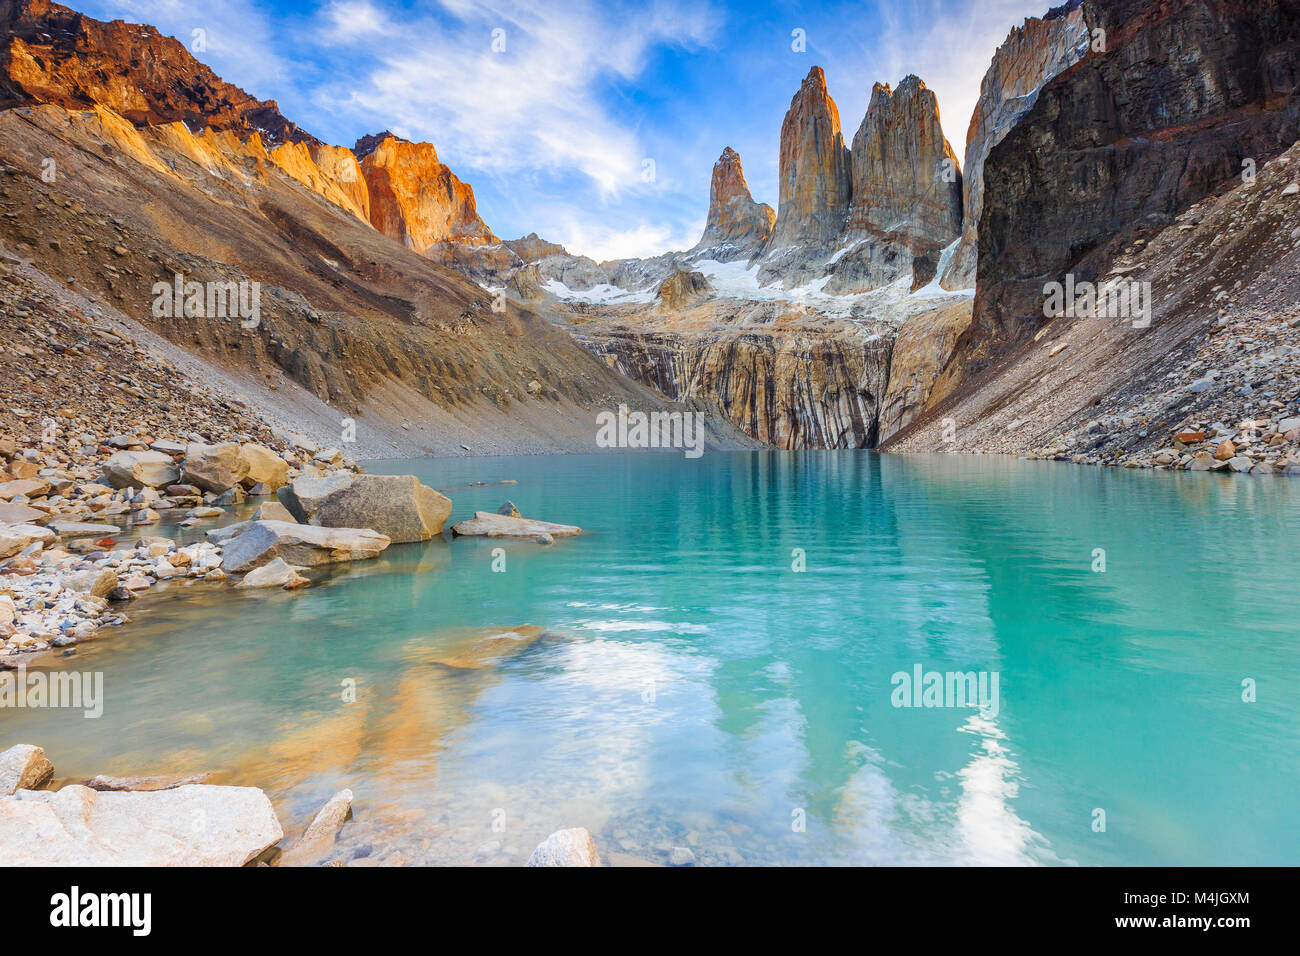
[[0, 784, 284, 866]]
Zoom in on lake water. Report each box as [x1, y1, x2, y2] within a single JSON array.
[[5, 451, 1298, 866]]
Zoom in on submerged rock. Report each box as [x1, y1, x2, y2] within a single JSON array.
[[279, 788, 353, 866], [237, 557, 309, 589], [428, 625, 546, 670], [526, 827, 600, 867], [279, 473, 451, 543], [0, 784, 283, 866]]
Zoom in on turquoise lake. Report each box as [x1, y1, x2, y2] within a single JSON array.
[[5, 451, 1298, 865]]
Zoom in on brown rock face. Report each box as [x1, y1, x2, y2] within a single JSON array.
[[578, 321, 893, 449], [877, 300, 973, 441], [846, 75, 962, 248], [939, 1, 1091, 289], [769, 66, 852, 245], [268, 141, 370, 223], [657, 267, 713, 310], [973, 0, 1300, 345], [0, 0, 316, 146], [693, 147, 775, 259], [358, 133, 497, 254]]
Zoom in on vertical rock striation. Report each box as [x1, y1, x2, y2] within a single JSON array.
[[577, 325, 894, 450]]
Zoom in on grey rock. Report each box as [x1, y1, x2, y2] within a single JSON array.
[[221, 520, 390, 573], [279, 473, 451, 543]]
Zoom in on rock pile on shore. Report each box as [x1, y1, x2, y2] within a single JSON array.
[[1025, 301, 1300, 474], [0, 429, 364, 660]]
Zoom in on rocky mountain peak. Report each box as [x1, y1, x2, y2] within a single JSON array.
[[693, 146, 775, 260], [769, 65, 852, 246], [0, 0, 318, 146], [846, 72, 962, 248], [354, 130, 411, 159], [358, 135, 496, 253]]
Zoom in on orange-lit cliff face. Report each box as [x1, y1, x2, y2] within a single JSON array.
[[358, 134, 497, 254]]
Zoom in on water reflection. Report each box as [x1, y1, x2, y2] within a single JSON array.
[[3, 451, 1297, 865]]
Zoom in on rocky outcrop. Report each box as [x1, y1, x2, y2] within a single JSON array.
[[268, 141, 370, 223], [878, 300, 973, 440], [221, 520, 391, 573], [692, 147, 775, 260], [758, 67, 966, 293], [657, 267, 713, 310], [769, 67, 852, 247], [0, 0, 316, 146], [0, 783, 283, 865], [846, 76, 962, 248], [278, 473, 451, 543], [885, 134, 1300, 471], [526, 827, 600, 867], [579, 324, 894, 449], [358, 133, 497, 253], [940, 1, 1092, 290], [972, 0, 1300, 345]]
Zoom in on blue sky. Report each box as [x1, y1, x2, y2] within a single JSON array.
[[80, 0, 1051, 259]]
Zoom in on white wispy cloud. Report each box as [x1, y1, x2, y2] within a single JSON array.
[[316, 0, 719, 197], [828, 0, 1052, 159], [543, 212, 705, 262]]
